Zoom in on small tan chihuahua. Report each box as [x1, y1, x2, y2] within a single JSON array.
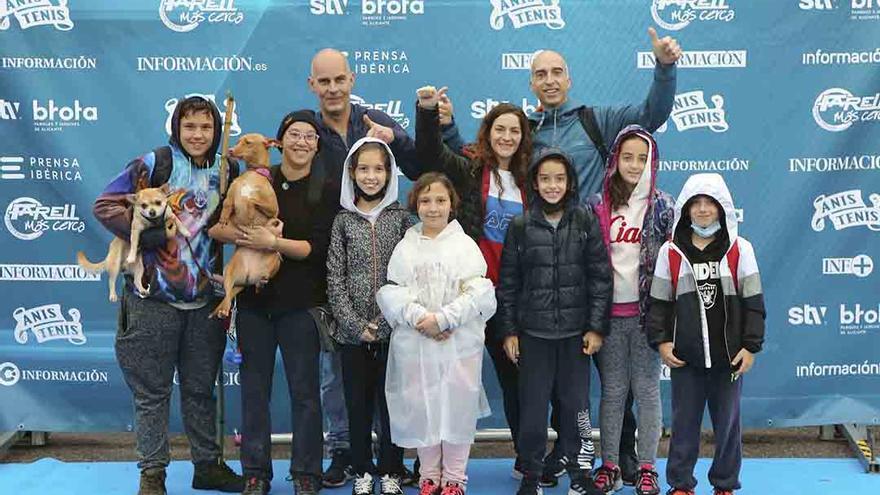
[[77, 184, 189, 301]]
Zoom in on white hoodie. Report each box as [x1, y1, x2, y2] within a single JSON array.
[[339, 136, 400, 224]]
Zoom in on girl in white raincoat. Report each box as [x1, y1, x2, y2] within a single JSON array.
[[377, 172, 496, 495]]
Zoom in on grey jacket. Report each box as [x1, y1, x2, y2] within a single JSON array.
[[326, 137, 416, 345]]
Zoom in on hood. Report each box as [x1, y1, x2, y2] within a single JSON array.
[[528, 147, 579, 210], [407, 219, 465, 242], [529, 98, 584, 138], [602, 125, 657, 207], [672, 173, 738, 246], [340, 136, 400, 223], [169, 95, 223, 167]]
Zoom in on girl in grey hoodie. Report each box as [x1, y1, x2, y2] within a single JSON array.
[[327, 137, 416, 495]]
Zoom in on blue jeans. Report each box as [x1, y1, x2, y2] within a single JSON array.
[[321, 350, 350, 453]]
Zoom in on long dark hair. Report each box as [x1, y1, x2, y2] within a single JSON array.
[[474, 103, 532, 197], [608, 135, 643, 211]]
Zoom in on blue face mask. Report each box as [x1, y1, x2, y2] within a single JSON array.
[[691, 221, 721, 238]]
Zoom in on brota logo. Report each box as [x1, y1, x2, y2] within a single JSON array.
[[0, 0, 74, 31], [811, 189, 880, 232], [4, 197, 85, 240], [823, 254, 874, 278], [813, 88, 880, 132], [651, 0, 735, 31], [788, 304, 828, 325], [310, 0, 349, 15], [31, 99, 98, 132], [0, 99, 20, 120], [471, 97, 537, 120], [13, 303, 86, 345], [361, 0, 424, 26], [165, 93, 240, 137], [656, 90, 728, 133], [350, 94, 409, 129], [158, 0, 244, 32], [0, 154, 83, 182], [489, 0, 565, 30]]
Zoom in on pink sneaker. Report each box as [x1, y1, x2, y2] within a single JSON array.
[[419, 479, 441, 495], [440, 482, 465, 495]]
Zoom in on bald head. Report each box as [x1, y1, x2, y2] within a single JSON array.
[[309, 48, 355, 117], [530, 50, 568, 75], [530, 50, 571, 108], [311, 48, 350, 77]]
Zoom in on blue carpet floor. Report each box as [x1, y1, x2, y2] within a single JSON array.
[[1, 458, 878, 494]]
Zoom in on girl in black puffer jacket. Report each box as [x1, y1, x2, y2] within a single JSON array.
[[497, 148, 612, 495]]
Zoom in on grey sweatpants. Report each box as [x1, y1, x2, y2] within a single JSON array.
[[116, 292, 226, 471], [596, 316, 662, 465]]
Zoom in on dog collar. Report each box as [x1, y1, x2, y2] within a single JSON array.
[[139, 205, 167, 226], [253, 168, 272, 180]]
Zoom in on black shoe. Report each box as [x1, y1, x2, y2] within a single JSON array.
[[511, 457, 526, 480], [569, 475, 604, 495], [400, 464, 418, 486], [540, 453, 567, 487], [352, 472, 374, 495], [138, 468, 167, 495], [241, 476, 269, 495], [192, 461, 245, 493], [323, 448, 355, 488], [294, 474, 321, 495], [517, 477, 543, 495], [379, 474, 404, 495]]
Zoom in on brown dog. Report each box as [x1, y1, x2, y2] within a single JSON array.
[[77, 185, 189, 301], [210, 133, 283, 318]]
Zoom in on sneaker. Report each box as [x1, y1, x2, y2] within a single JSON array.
[[712, 489, 734, 495], [540, 453, 567, 487], [441, 482, 465, 495], [634, 465, 660, 495], [379, 474, 404, 495], [352, 472, 375, 495], [569, 475, 605, 495], [324, 448, 355, 488], [665, 489, 695, 495], [294, 474, 321, 495], [192, 461, 245, 493], [241, 477, 269, 495], [138, 468, 167, 495], [593, 463, 623, 493], [400, 464, 418, 486], [419, 479, 441, 495], [517, 477, 543, 495], [511, 457, 526, 480]]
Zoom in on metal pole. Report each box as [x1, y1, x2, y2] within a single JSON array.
[[215, 91, 235, 464]]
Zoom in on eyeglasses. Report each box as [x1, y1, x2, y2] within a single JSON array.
[[286, 130, 319, 143]]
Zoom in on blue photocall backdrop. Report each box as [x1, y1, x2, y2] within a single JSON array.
[[1, 1, 879, 433]]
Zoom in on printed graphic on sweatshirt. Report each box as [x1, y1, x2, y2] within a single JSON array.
[[610, 215, 643, 244], [693, 261, 721, 309], [483, 171, 523, 243]]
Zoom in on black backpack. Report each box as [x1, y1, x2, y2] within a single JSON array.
[[529, 106, 609, 163]]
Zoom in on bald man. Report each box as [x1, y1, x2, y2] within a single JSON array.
[[308, 48, 424, 183], [529, 29, 680, 201]]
